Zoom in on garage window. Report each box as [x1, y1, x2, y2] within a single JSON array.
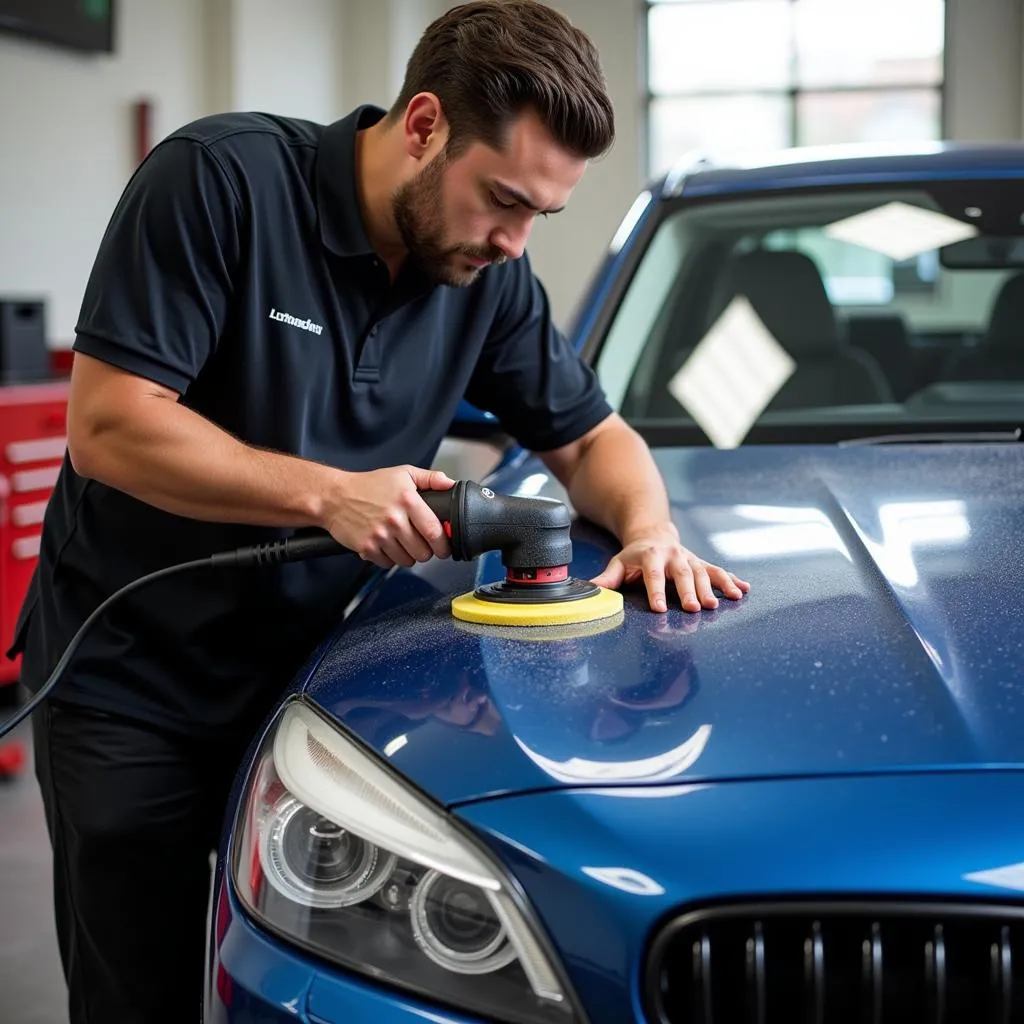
[[645, 0, 946, 179]]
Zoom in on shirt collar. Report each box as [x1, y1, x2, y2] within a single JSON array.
[[315, 104, 387, 258]]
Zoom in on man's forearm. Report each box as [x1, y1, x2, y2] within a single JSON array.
[[561, 420, 677, 544], [70, 392, 336, 529]]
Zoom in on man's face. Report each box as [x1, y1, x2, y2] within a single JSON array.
[[392, 107, 587, 287]]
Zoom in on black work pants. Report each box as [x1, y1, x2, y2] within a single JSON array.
[[32, 700, 259, 1024]]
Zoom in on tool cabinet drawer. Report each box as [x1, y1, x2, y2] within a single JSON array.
[[0, 381, 70, 685]]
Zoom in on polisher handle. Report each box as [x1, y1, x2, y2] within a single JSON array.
[[418, 488, 455, 522], [221, 487, 457, 566]]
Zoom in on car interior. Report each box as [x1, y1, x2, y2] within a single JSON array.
[[611, 186, 1024, 433]]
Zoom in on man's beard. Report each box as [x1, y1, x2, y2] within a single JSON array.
[[392, 150, 506, 287]]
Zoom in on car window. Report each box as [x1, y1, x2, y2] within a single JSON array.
[[597, 181, 1024, 446]]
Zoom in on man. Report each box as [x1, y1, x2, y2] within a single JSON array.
[[12, 1, 749, 1021]]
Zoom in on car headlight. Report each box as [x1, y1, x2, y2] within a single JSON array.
[[230, 699, 579, 1024]]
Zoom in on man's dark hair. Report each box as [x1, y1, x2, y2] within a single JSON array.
[[388, 0, 615, 160]]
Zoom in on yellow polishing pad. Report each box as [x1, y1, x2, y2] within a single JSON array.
[[453, 609, 625, 641], [450, 585, 624, 627]]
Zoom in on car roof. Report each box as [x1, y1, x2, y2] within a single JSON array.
[[660, 141, 1024, 199]]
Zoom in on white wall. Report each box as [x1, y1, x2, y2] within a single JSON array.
[[1, 0, 1024, 347], [0, 0, 211, 347], [230, 0, 342, 123], [944, 0, 1022, 140], [339, 0, 444, 109], [0, 0, 345, 347]]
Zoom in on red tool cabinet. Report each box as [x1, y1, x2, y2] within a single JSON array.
[[0, 380, 69, 688]]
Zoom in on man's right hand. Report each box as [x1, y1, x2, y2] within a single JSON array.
[[324, 466, 456, 569]]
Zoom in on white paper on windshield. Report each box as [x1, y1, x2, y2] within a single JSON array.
[[667, 296, 795, 450], [823, 201, 979, 262]]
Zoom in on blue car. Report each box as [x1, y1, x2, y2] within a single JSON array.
[[205, 143, 1024, 1023]]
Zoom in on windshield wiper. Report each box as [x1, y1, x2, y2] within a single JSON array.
[[840, 427, 1022, 446]]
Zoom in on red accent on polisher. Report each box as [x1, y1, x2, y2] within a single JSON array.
[[506, 565, 570, 585]]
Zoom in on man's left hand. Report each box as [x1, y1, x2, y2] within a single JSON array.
[[592, 526, 750, 613]]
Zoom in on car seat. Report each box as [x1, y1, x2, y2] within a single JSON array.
[[723, 250, 894, 411], [845, 313, 917, 400], [943, 272, 1024, 381]]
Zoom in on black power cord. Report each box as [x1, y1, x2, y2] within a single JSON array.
[[0, 479, 579, 742], [0, 532, 344, 742]]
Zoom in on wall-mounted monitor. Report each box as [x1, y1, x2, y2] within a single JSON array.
[[0, 0, 114, 55]]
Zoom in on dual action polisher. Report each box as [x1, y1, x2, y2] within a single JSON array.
[[418, 480, 624, 627]]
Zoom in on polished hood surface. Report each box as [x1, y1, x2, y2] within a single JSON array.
[[301, 442, 1024, 805]]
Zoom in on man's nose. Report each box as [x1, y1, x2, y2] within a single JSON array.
[[491, 220, 532, 261]]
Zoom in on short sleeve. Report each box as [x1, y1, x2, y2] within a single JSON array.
[[464, 254, 613, 452], [73, 137, 242, 393]]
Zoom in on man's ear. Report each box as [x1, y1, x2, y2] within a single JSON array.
[[401, 92, 449, 159]]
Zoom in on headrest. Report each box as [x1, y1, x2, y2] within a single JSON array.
[[985, 273, 1024, 352], [726, 249, 839, 355]]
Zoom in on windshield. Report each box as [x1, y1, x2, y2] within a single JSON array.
[[596, 180, 1024, 446]]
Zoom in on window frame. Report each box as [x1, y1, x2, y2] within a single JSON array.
[[641, 0, 949, 181]]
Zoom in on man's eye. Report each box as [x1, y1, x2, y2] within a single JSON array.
[[489, 193, 516, 210]]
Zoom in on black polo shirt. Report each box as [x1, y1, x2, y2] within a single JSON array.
[[12, 104, 612, 735]]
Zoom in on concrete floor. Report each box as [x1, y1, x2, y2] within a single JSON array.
[[0, 718, 68, 1024]]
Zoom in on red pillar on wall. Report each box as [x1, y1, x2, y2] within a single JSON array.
[[134, 98, 153, 165]]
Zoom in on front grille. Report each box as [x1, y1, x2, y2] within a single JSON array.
[[646, 901, 1024, 1024]]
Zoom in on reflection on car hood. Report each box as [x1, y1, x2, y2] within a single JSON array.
[[302, 443, 1024, 806]]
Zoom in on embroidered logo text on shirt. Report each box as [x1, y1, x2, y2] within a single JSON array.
[[268, 307, 323, 336]]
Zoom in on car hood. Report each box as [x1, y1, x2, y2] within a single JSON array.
[[301, 443, 1024, 805]]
